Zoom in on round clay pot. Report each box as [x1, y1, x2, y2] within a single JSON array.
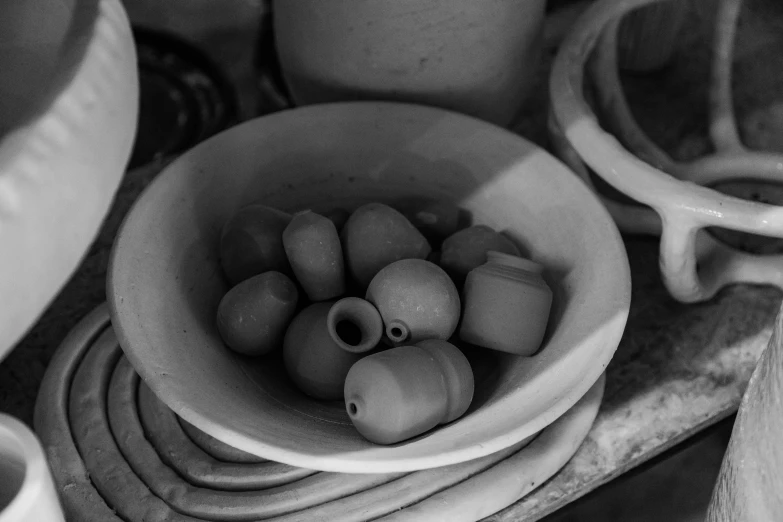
[[282, 210, 346, 301], [273, 0, 546, 126], [0, 414, 64, 522], [365, 258, 460, 345], [283, 299, 382, 400], [459, 251, 552, 356], [341, 203, 431, 289], [439, 225, 521, 286], [344, 341, 473, 445], [219, 203, 292, 285], [216, 271, 299, 356]]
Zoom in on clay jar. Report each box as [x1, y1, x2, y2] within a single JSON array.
[[459, 251, 552, 356], [366, 258, 460, 345], [344, 340, 474, 445], [282, 210, 345, 301], [341, 203, 431, 289], [216, 271, 299, 356], [439, 225, 521, 286], [273, 0, 546, 126], [219, 204, 292, 285], [283, 298, 383, 400]]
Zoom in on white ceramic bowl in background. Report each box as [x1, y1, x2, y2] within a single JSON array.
[[108, 101, 630, 473], [0, 0, 138, 359], [0, 414, 64, 522], [549, 0, 783, 303]]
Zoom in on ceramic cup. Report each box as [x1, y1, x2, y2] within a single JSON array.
[[0, 414, 64, 522], [549, 0, 783, 303], [272, 0, 546, 126]]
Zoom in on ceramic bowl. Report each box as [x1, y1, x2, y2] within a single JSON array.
[[0, 0, 138, 359], [108, 101, 630, 473], [549, 0, 783, 303], [0, 414, 64, 522]]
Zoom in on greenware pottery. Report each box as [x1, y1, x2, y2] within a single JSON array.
[[344, 340, 474, 445], [216, 271, 299, 356], [439, 225, 521, 286], [366, 258, 460, 345], [282, 210, 346, 301], [341, 203, 431, 289], [459, 251, 552, 356]]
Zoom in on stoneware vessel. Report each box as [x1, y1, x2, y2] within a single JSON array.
[[283, 298, 381, 400], [439, 225, 522, 286], [366, 259, 461, 345], [219, 203, 292, 285], [0, 0, 138, 360], [282, 210, 346, 301], [459, 251, 553, 356], [344, 341, 474, 445], [273, 0, 546, 126], [0, 414, 64, 522], [341, 202, 431, 289], [550, 0, 783, 303], [216, 271, 299, 356], [108, 101, 630, 473]]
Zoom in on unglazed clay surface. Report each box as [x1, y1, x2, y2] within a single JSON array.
[[107, 102, 629, 473]]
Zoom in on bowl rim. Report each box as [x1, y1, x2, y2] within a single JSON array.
[[108, 100, 631, 472]]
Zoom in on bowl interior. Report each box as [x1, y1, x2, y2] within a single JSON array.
[[108, 102, 630, 473]]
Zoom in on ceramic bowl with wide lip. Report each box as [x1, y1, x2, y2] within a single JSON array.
[[108, 101, 630, 473], [0, 0, 139, 360]]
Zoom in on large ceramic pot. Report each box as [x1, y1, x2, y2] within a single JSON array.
[[0, 0, 138, 359], [273, 0, 545, 126]]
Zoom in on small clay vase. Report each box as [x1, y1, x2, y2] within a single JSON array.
[[282, 210, 346, 301], [459, 251, 552, 356], [283, 298, 383, 400], [216, 271, 299, 356], [439, 225, 521, 286], [343, 341, 474, 445], [219, 204, 292, 285], [341, 203, 431, 289], [366, 258, 460, 345]]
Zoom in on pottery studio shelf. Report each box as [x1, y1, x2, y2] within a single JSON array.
[[3, 1, 782, 521]]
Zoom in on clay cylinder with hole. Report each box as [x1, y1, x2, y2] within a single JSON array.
[[459, 251, 552, 356], [366, 258, 460, 345], [341, 203, 431, 289], [282, 210, 346, 301], [344, 341, 473, 445], [219, 204, 292, 285], [283, 298, 382, 400], [439, 225, 521, 286], [216, 271, 299, 356]]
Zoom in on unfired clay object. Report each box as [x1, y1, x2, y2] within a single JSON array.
[[439, 225, 522, 286], [283, 300, 380, 400], [273, 0, 546, 126], [0, 0, 137, 360], [0, 414, 64, 522], [219, 203, 292, 285], [283, 210, 346, 301], [366, 259, 461, 345], [344, 342, 473, 445], [459, 251, 553, 356], [108, 102, 630, 472], [33, 304, 605, 521], [216, 271, 299, 356], [549, 0, 783, 302], [341, 202, 431, 289]]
